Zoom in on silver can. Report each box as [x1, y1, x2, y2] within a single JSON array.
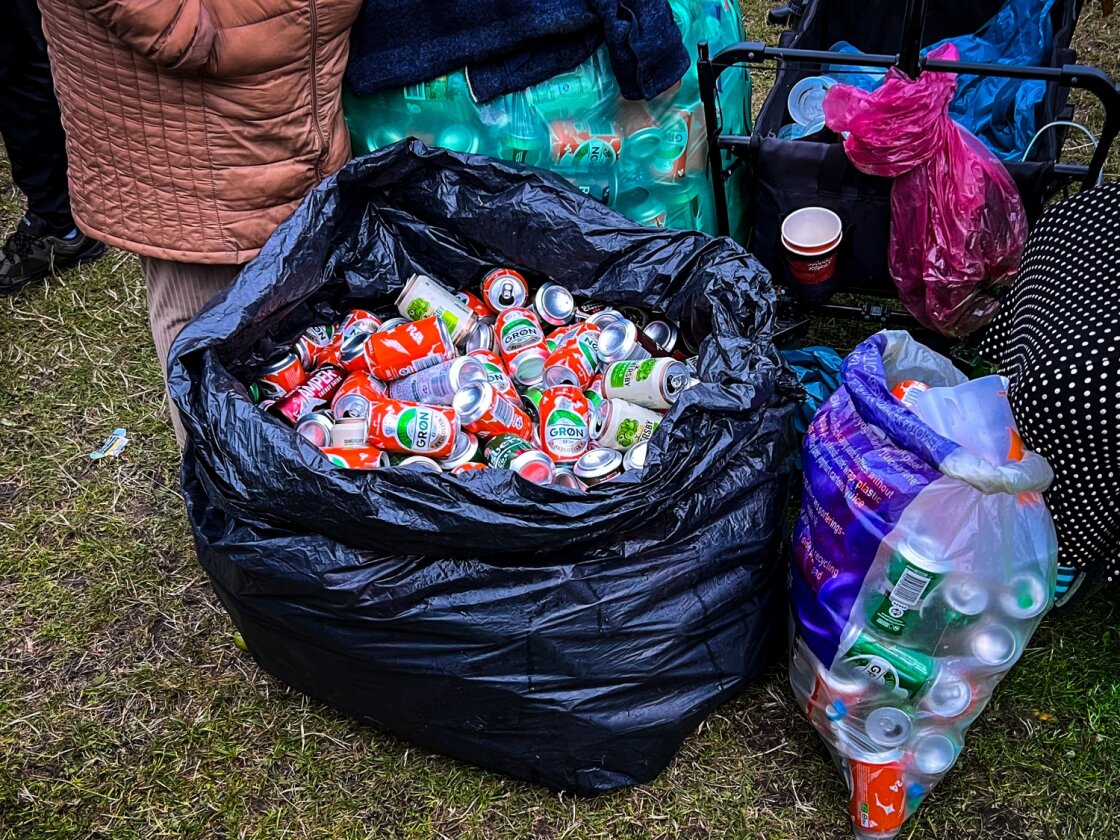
[[584, 307, 625, 329], [592, 398, 662, 452], [602, 358, 688, 410], [918, 667, 973, 718], [551, 466, 588, 491], [533, 282, 575, 326], [388, 355, 487, 405], [509, 449, 556, 485], [643, 319, 679, 353], [864, 706, 913, 749], [463, 320, 496, 353], [596, 319, 654, 364], [329, 416, 369, 449], [969, 622, 1021, 670], [998, 572, 1050, 619], [396, 273, 478, 344], [438, 430, 480, 470], [572, 447, 624, 486], [910, 727, 962, 776], [507, 345, 549, 387], [295, 411, 334, 448], [622, 440, 649, 472]]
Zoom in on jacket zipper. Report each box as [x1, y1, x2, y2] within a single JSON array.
[[308, 0, 327, 179]]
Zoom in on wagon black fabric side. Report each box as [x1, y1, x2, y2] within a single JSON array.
[[169, 141, 797, 793]]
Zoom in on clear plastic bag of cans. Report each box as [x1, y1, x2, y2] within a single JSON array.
[[790, 331, 1057, 839], [343, 0, 749, 236]]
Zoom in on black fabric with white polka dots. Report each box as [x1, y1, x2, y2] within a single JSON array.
[[982, 181, 1120, 583]]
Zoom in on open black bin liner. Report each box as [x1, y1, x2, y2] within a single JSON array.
[[169, 141, 797, 793]]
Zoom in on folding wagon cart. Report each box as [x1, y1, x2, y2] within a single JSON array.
[[697, 0, 1120, 330]]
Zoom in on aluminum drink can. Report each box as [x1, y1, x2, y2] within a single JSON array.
[[603, 358, 688, 410], [999, 572, 1050, 619], [919, 578, 990, 632], [377, 316, 411, 332], [367, 398, 459, 458], [597, 319, 676, 364], [643, 319, 679, 353], [968, 621, 1022, 670], [361, 316, 458, 381], [396, 273, 478, 344], [269, 366, 345, 424], [538, 385, 591, 463], [583, 376, 605, 411], [846, 745, 907, 839], [592, 398, 662, 452], [294, 324, 336, 370], [622, 440, 649, 471], [495, 306, 549, 385], [463, 320, 497, 353], [483, 433, 556, 484], [453, 382, 534, 441], [451, 461, 489, 476], [864, 707, 913, 749], [247, 382, 263, 404], [533, 282, 575, 326], [331, 371, 387, 419], [572, 447, 624, 486], [388, 355, 488, 405], [295, 410, 334, 448], [438, 431, 481, 470], [339, 308, 382, 338], [455, 288, 495, 318], [467, 348, 521, 406], [258, 350, 308, 399], [917, 667, 975, 719], [867, 539, 954, 638], [389, 454, 444, 474], [837, 623, 937, 700], [330, 416, 369, 449], [550, 120, 622, 168], [543, 337, 600, 389], [545, 324, 575, 354], [521, 386, 544, 424], [574, 300, 614, 320], [909, 727, 962, 777], [584, 308, 625, 329], [552, 466, 588, 491], [321, 446, 389, 470], [481, 268, 530, 312], [618, 305, 652, 330]]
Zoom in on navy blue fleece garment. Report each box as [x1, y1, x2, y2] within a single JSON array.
[[346, 0, 688, 102]]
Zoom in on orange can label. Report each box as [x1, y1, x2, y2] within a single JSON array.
[[363, 316, 457, 381], [368, 398, 458, 458], [849, 756, 906, 836]]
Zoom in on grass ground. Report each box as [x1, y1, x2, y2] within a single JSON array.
[[2, 5, 1119, 839]]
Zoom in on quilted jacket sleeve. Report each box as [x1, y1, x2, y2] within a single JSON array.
[[73, 0, 219, 73]]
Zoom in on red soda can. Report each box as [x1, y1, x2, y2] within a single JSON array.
[[455, 288, 495, 318], [257, 350, 308, 399], [321, 446, 389, 470], [538, 385, 591, 463], [367, 397, 459, 458], [550, 121, 622, 167], [331, 371, 386, 419], [294, 325, 335, 370], [451, 461, 489, 476], [494, 306, 549, 386], [268, 366, 345, 425], [481, 268, 530, 312], [339, 308, 382, 336], [467, 348, 521, 406], [452, 382, 534, 441], [847, 746, 907, 838], [542, 342, 600, 389], [361, 316, 458, 381]]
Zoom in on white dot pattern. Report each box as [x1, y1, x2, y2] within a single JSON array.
[[981, 181, 1120, 585]]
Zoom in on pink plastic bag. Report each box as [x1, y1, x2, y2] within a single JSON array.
[[823, 44, 1027, 337]]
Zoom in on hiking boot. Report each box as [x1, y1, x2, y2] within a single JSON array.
[[0, 214, 106, 293]]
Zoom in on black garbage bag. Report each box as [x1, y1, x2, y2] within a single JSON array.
[[169, 141, 797, 794]]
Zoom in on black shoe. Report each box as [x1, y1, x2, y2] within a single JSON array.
[[767, 1, 805, 26], [0, 215, 107, 293]]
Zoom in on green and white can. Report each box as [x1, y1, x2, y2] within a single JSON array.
[[867, 539, 953, 637], [837, 624, 937, 700]]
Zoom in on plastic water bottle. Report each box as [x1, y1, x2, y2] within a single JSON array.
[[499, 94, 547, 167]]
